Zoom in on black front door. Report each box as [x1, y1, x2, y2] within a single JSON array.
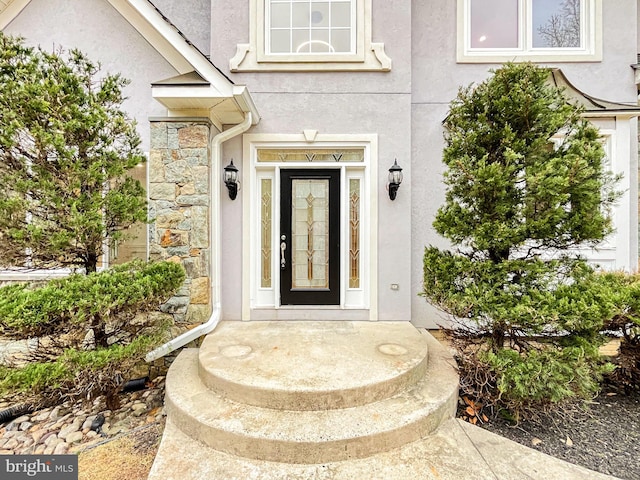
[[280, 169, 340, 305]]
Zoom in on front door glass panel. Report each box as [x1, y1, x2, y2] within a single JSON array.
[[292, 179, 329, 289]]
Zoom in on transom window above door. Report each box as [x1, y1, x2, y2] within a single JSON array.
[[457, 0, 602, 62], [267, 0, 355, 54]]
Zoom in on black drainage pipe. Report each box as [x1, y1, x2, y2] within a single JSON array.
[[0, 404, 33, 424], [121, 376, 149, 393], [0, 376, 150, 425]]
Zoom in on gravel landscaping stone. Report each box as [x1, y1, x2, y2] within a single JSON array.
[[0, 376, 166, 456]]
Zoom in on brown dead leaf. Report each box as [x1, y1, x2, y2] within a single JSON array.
[[531, 437, 543, 446], [470, 416, 478, 425], [465, 406, 476, 416], [482, 414, 489, 423], [147, 407, 161, 417]]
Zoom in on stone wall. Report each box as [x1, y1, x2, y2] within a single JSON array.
[[148, 120, 212, 328]]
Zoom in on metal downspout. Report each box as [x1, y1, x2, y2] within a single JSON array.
[[145, 112, 253, 362]]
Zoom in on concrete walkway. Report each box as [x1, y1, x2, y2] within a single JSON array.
[[148, 321, 619, 479]]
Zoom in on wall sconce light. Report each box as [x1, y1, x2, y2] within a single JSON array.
[[387, 159, 403, 201], [223, 159, 239, 200]]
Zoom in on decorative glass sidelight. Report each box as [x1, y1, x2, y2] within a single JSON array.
[[292, 179, 329, 288], [349, 178, 360, 288], [261, 179, 272, 288]]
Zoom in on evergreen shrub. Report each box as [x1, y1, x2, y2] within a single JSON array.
[[422, 63, 620, 418], [597, 272, 640, 391], [0, 260, 185, 408]]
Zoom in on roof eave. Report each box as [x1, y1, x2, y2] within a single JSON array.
[[550, 68, 640, 117], [152, 84, 260, 130]]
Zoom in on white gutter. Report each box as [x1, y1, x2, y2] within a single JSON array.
[[145, 111, 254, 362]]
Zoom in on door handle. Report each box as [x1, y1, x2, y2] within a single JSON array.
[[280, 235, 287, 269]]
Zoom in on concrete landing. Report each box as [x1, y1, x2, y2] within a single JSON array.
[[198, 321, 430, 410]]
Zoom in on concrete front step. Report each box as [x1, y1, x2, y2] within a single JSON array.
[[198, 321, 430, 410], [164, 325, 458, 464], [150, 322, 620, 480], [149, 417, 489, 480], [149, 418, 620, 480]]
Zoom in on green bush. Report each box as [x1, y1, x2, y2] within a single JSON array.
[[0, 334, 163, 408], [0, 259, 185, 341], [422, 64, 620, 418], [424, 249, 617, 417], [595, 272, 640, 391], [0, 260, 185, 408], [482, 341, 611, 409]]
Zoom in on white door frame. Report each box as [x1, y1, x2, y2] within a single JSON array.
[[241, 133, 379, 320]]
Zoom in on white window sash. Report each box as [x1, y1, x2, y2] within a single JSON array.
[[265, 0, 357, 56], [457, 0, 602, 63]]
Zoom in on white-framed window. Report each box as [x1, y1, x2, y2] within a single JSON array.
[[0, 159, 149, 281], [230, 0, 391, 72], [266, 0, 356, 55], [457, 0, 602, 63]]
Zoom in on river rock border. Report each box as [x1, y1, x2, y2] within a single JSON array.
[[0, 378, 166, 455]]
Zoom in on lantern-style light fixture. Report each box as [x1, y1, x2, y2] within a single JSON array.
[[387, 159, 403, 201], [223, 159, 239, 200]]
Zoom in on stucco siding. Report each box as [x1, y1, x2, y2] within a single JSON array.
[[213, 0, 413, 320], [220, 92, 413, 321], [412, 0, 638, 105], [2, 0, 637, 324], [410, 0, 640, 327], [151, 0, 211, 56]]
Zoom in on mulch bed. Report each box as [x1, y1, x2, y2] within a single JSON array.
[[478, 385, 640, 480]]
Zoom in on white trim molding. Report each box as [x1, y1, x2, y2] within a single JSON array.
[[230, 0, 391, 72], [0, 0, 260, 127], [0, 0, 29, 30], [456, 0, 603, 63], [242, 133, 379, 320], [568, 123, 637, 271]]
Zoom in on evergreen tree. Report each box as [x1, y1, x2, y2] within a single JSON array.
[[423, 63, 620, 414], [0, 33, 147, 273]]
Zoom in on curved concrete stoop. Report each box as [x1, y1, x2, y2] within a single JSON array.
[[150, 321, 620, 480], [149, 321, 460, 479]]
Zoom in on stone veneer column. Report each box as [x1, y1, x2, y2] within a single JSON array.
[[148, 120, 212, 327]]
